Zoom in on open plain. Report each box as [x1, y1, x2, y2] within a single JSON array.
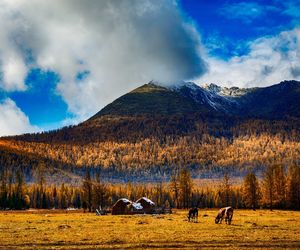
[[0, 209, 299, 249]]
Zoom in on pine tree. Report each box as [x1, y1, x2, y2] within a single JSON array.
[[92, 173, 108, 210], [155, 182, 163, 207], [7, 171, 13, 209], [15, 170, 25, 209], [219, 173, 232, 207], [60, 183, 67, 209], [0, 171, 8, 209], [170, 170, 179, 208], [178, 169, 193, 208], [82, 170, 93, 212], [242, 172, 261, 210], [273, 164, 286, 208], [263, 164, 276, 210], [286, 163, 300, 210], [36, 162, 46, 208]]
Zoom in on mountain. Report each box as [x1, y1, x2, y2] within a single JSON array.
[[0, 80, 300, 183], [86, 79, 300, 134], [90, 79, 300, 120], [92, 82, 211, 117], [230, 80, 300, 118], [185, 80, 300, 119]]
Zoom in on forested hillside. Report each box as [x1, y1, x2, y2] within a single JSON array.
[[0, 81, 300, 183]]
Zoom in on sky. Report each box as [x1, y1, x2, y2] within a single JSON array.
[[0, 0, 299, 136]]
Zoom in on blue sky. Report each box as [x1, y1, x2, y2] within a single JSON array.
[[181, 0, 299, 58], [0, 0, 299, 135]]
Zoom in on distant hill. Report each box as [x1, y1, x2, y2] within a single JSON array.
[[0, 80, 300, 183]]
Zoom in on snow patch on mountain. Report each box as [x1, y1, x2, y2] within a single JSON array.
[[202, 83, 254, 97], [168, 81, 238, 113]]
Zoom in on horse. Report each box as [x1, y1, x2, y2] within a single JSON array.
[[188, 207, 198, 222], [215, 206, 233, 225]]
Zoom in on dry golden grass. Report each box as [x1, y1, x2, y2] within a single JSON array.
[[0, 209, 300, 249]]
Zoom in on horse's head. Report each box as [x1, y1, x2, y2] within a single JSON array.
[[215, 216, 220, 224]]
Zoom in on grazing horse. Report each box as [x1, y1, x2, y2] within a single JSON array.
[[188, 207, 198, 222], [215, 207, 233, 225]]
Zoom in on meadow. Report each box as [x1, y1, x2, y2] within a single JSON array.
[[0, 209, 300, 249]]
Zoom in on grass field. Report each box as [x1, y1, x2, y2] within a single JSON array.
[[0, 209, 300, 249]]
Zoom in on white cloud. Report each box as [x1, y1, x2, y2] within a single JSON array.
[[2, 53, 27, 91], [0, 1, 28, 91], [198, 29, 300, 88], [0, 0, 206, 120], [0, 98, 39, 136]]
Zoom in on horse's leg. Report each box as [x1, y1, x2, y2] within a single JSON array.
[[229, 213, 233, 225]]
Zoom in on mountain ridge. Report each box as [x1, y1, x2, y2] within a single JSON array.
[[89, 80, 300, 121]]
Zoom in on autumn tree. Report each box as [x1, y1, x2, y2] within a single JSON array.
[[15, 170, 26, 209], [219, 173, 232, 207], [60, 183, 68, 209], [7, 171, 13, 208], [154, 181, 163, 207], [35, 162, 46, 208], [92, 173, 108, 210], [82, 170, 93, 212], [286, 163, 300, 210], [170, 171, 179, 208], [242, 172, 261, 210], [0, 171, 7, 208], [178, 168, 193, 208], [262, 164, 276, 210], [273, 164, 286, 208]]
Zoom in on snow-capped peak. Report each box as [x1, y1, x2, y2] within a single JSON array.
[[202, 83, 222, 94], [202, 83, 255, 97]]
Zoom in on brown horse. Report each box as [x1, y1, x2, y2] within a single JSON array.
[[215, 207, 233, 225], [188, 207, 198, 222]]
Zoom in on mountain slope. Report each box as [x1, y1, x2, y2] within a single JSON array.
[[91, 82, 215, 118], [235, 80, 300, 118], [92, 79, 300, 121], [203, 80, 300, 118], [4, 80, 300, 144], [173, 82, 238, 114], [0, 80, 300, 183]]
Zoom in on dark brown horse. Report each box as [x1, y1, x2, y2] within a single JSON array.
[[188, 207, 198, 222], [215, 207, 233, 225]]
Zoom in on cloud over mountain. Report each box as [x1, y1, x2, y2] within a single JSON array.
[[199, 29, 300, 87], [0, 0, 206, 119]]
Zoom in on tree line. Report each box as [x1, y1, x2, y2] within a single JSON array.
[[0, 162, 299, 211]]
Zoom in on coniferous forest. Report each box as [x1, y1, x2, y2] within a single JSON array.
[[1, 165, 300, 211]]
